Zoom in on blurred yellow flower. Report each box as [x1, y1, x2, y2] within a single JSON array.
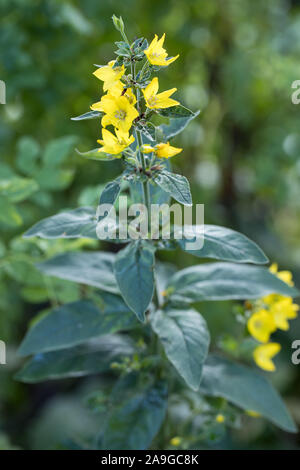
[[93, 60, 125, 91], [143, 77, 179, 109], [216, 414, 225, 423], [142, 142, 182, 159], [144, 33, 179, 66], [247, 309, 276, 343], [101, 95, 139, 132], [269, 263, 294, 286], [246, 410, 261, 418], [253, 343, 281, 371], [170, 437, 181, 446], [270, 298, 299, 330], [97, 128, 134, 155]]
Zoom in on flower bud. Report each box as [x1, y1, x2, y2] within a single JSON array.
[[112, 15, 125, 34]]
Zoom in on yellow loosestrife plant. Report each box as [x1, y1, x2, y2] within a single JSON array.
[[17, 17, 299, 449]]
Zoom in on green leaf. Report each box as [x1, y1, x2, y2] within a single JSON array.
[[76, 148, 121, 161], [0, 196, 22, 227], [35, 167, 74, 190], [157, 105, 195, 118], [71, 110, 102, 121], [200, 355, 297, 433], [176, 225, 268, 264], [114, 241, 155, 322], [43, 136, 78, 167], [18, 296, 137, 356], [24, 207, 97, 239], [159, 110, 200, 140], [98, 179, 122, 222], [101, 382, 168, 450], [168, 262, 300, 303], [151, 307, 210, 390], [0, 177, 38, 203], [37, 251, 119, 294], [16, 136, 40, 176], [153, 170, 192, 206], [15, 335, 134, 383]]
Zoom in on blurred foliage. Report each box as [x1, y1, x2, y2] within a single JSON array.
[[1, 0, 300, 450]]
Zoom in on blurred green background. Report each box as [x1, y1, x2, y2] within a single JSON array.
[[1, 0, 300, 450]]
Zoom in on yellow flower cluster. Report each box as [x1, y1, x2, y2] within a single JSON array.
[[92, 61, 137, 155], [247, 264, 299, 371], [90, 34, 182, 158]]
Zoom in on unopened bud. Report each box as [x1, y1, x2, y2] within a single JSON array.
[[112, 15, 125, 34]]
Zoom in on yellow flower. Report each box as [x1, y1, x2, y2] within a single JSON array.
[[144, 33, 179, 66], [170, 437, 181, 446], [93, 60, 125, 91], [142, 142, 182, 159], [91, 83, 136, 113], [269, 263, 294, 286], [246, 410, 261, 418], [247, 309, 276, 343], [97, 128, 134, 155], [216, 414, 225, 423], [253, 343, 281, 371], [143, 77, 179, 109], [270, 298, 299, 330], [101, 95, 139, 132]]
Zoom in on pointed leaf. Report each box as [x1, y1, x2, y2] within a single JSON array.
[[76, 148, 121, 161], [15, 336, 134, 383], [177, 225, 268, 264], [151, 307, 210, 390], [154, 170, 192, 206], [24, 207, 97, 239], [159, 110, 200, 140], [114, 242, 155, 322], [71, 110, 102, 121], [18, 296, 137, 356], [168, 262, 299, 303], [157, 105, 195, 118], [37, 251, 119, 294], [200, 355, 297, 433], [101, 382, 168, 450]]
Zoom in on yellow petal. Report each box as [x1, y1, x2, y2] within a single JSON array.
[[247, 309, 276, 343], [143, 77, 159, 102], [155, 142, 182, 158], [253, 343, 281, 371]]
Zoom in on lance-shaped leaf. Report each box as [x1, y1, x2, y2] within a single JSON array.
[[114, 242, 155, 322], [71, 110, 102, 121], [76, 148, 121, 161], [98, 178, 122, 222], [24, 207, 97, 239], [18, 296, 138, 356], [159, 110, 200, 140], [101, 382, 168, 450], [151, 307, 210, 390], [153, 170, 192, 206], [168, 262, 299, 303], [37, 251, 119, 294], [15, 335, 134, 383], [176, 225, 268, 264], [157, 105, 195, 118], [200, 355, 297, 433]]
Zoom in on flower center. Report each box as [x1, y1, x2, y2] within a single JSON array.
[[114, 110, 126, 121], [148, 95, 158, 107], [150, 52, 161, 59]]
